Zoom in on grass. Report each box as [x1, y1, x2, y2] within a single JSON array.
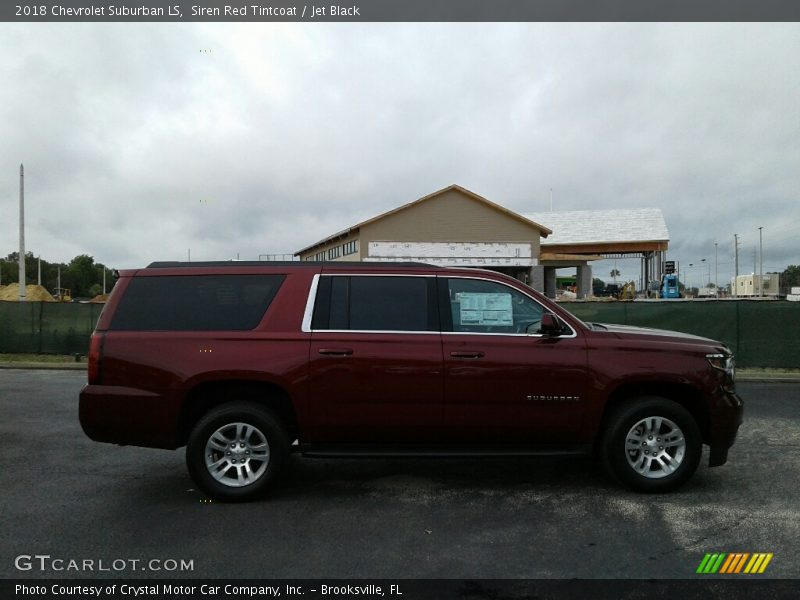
[[0, 353, 83, 363]]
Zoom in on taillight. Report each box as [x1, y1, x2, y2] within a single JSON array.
[[88, 333, 104, 385]]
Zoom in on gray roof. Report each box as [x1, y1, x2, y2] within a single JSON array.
[[525, 208, 669, 246]]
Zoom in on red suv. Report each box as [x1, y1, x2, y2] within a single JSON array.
[[79, 262, 742, 501]]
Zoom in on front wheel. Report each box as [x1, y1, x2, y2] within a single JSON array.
[[601, 397, 702, 493], [186, 402, 289, 502]]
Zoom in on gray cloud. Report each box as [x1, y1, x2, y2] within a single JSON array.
[[0, 23, 797, 285]]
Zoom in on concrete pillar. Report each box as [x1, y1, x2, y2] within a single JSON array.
[[544, 267, 557, 299], [577, 264, 592, 299], [529, 265, 545, 292]]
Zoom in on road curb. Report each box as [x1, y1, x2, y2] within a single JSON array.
[[737, 376, 800, 383]]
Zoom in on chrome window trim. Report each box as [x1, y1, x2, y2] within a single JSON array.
[[441, 328, 578, 340], [309, 329, 441, 335], [300, 274, 320, 333], [314, 273, 437, 278]]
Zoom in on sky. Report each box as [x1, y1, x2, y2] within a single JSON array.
[[1, 22, 798, 286]]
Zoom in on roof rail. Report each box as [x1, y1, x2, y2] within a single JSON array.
[[146, 261, 438, 269]]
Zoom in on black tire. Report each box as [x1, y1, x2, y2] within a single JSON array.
[[186, 401, 289, 502], [601, 397, 702, 493]]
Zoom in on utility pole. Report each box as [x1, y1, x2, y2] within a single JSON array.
[[714, 242, 718, 294], [733, 234, 739, 297], [758, 226, 763, 297], [102, 267, 106, 295], [37, 256, 41, 285], [701, 258, 708, 287], [549, 188, 553, 212], [19, 164, 26, 300]]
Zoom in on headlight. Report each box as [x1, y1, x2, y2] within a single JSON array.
[[707, 353, 735, 380]]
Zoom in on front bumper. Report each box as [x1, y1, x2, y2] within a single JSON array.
[[708, 390, 744, 467]]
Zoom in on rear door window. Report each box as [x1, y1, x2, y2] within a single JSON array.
[[110, 275, 284, 331], [312, 275, 437, 332]]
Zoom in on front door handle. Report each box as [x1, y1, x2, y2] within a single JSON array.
[[318, 348, 353, 356], [450, 351, 485, 359]]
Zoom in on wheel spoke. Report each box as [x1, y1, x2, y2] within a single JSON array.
[[626, 439, 643, 450], [659, 454, 677, 473], [243, 462, 254, 483], [664, 434, 684, 448], [251, 446, 269, 459], [209, 459, 231, 481], [208, 432, 229, 451], [633, 452, 648, 473]]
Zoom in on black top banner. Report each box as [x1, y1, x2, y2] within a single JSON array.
[[4, 0, 800, 22]]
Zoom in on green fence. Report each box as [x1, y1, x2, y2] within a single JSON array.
[[1, 299, 799, 368], [562, 300, 800, 369], [0, 302, 104, 355]]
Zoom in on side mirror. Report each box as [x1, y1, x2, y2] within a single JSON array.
[[540, 312, 563, 336]]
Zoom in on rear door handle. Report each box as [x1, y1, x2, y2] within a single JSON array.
[[318, 348, 353, 356], [450, 351, 485, 359]]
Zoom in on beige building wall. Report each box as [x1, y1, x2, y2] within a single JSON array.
[[360, 188, 541, 257], [297, 187, 547, 264]]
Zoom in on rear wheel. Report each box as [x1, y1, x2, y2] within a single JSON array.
[[186, 402, 289, 502], [601, 397, 701, 493]]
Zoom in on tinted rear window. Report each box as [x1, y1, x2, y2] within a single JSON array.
[[312, 275, 436, 332], [110, 275, 285, 331]]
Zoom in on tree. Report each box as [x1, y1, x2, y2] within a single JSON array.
[[783, 265, 800, 289], [1, 251, 115, 296], [67, 254, 96, 298], [1, 251, 39, 286], [0, 254, 17, 286], [592, 277, 606, 294]]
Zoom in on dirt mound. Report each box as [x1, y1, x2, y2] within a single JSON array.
[[0, 283, 56, 302], [89, 294, 109, 303]]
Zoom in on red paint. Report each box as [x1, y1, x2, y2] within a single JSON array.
[[79, 262, 742, 465]]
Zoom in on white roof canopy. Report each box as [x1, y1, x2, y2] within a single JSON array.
[[525, 208, 669, 246]]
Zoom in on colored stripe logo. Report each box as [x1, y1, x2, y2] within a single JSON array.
[[696, 552, 773, 574]]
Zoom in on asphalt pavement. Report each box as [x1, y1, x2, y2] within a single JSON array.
[[1, 370, 798, 579]]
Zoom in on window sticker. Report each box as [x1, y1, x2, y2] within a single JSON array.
[[457, 292, 513, 326]]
